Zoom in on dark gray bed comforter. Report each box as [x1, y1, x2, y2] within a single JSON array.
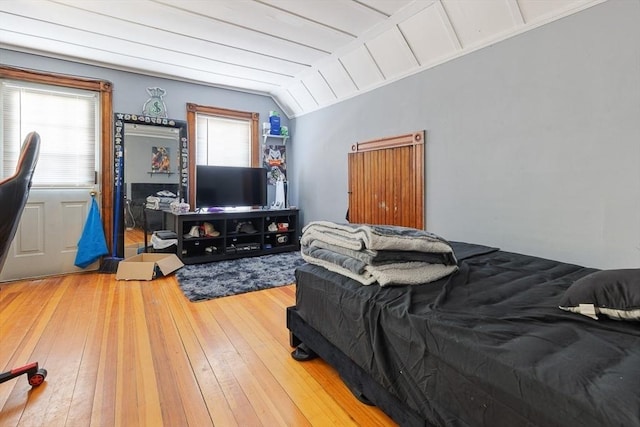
[[294, 242, 640, 427]]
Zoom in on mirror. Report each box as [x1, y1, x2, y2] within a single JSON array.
[[113, 113, 188, 258]]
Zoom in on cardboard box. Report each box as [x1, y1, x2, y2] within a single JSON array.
[[125, 242, 146, 259], [116, 253, 184, 281]]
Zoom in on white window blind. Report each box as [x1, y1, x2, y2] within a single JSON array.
[[1, 81, 98, 186], [196, 114, 251, 166]]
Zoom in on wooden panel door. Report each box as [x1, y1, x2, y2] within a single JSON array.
[[0, 188, 95, 281], [348, 131, 424, 229]]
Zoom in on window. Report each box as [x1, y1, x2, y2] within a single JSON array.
[[196, 114, 251, 166], [1, 81, 99, 186], [186, 103, 259, 204]]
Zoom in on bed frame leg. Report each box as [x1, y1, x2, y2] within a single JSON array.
[[290, 343, 318, 362], [289, 331, 301, 348], [343, 380, 375, 406]]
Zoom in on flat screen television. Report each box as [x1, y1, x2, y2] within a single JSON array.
[[196, 165, 267, 209]]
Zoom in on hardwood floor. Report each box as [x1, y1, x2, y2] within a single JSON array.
[[0, 269, 396, 426]]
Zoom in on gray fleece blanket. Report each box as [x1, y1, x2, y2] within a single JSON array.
[[300, 221, 458, 287], [301, 221, 457, 258], [308, 239, 456, 266], [301, 245, 458, 286]]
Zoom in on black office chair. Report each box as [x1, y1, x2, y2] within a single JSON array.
[[0, 131, 47, 388]]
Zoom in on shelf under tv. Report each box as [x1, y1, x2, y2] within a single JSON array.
[[163, 208, 299, 264]]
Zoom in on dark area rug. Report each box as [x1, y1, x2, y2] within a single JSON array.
[[175, 251, 305, 302]]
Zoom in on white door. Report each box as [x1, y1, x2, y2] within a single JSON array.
[[0, 188, 97, 282], [0, 79, 102, 282]]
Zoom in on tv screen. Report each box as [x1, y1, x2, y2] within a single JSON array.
[[196, 165, 267, 209]]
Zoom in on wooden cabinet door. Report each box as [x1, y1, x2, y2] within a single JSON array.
[[348, 131, 424, 229]]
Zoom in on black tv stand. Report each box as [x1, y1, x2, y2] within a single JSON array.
[[163, 208, 299, 264]]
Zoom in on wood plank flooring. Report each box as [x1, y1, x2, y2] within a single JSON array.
[[0, 268, 396, 426]]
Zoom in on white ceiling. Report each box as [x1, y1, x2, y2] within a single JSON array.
[[1, 0, 605, 118]]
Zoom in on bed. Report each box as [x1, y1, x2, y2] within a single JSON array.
[[286, 223, 640, 427]]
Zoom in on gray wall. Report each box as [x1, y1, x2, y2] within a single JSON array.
[[290, 0, 640, 269]]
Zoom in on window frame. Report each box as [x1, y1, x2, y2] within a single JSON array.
[[186, 103, 259, 206], [0, 65, 113, 251]]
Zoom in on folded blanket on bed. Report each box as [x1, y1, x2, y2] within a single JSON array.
[[301, 245, 458, 287], [309, 239, 455, 266], [146, 195, 178, 210], [300, 221, 458, 286], [146, 196, 160, 210], [366, 261, 458, 287], [301, 246, 377, 285], [303, 244, 368, 274], [301, 221, 456, 257]]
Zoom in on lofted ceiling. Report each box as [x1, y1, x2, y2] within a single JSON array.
[[1, 0, 604, 118]]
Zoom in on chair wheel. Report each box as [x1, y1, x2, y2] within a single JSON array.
[[28, 369, 47, 387]]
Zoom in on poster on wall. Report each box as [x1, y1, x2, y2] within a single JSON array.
[[263, 144, 286, 184], [151, 146, 171, 172]]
